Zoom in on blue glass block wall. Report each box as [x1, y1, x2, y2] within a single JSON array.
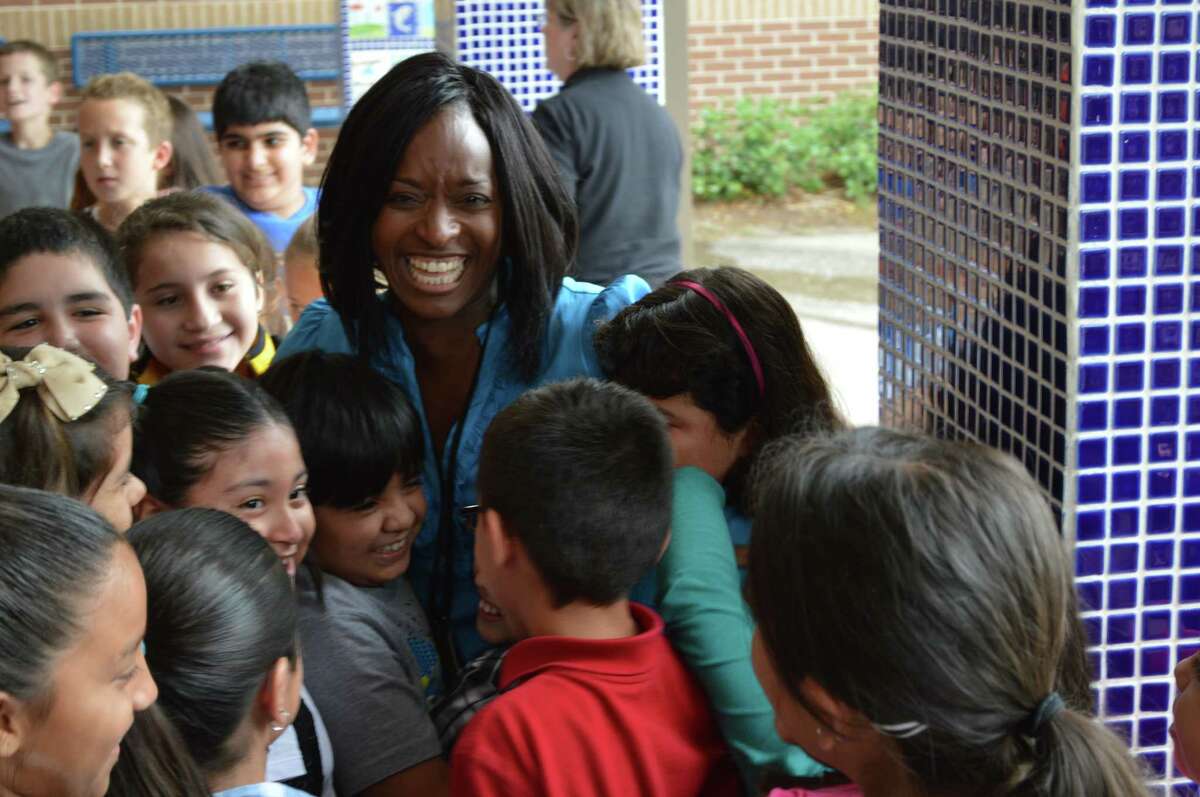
[[879, 0, 1200, 792], [454, 1, 663, 110]]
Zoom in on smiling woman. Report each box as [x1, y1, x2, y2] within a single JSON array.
[[277, 51, 650, 667], [0, 485, 157, 797]]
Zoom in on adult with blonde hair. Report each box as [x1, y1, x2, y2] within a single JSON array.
[[534, 0, 682, 287]]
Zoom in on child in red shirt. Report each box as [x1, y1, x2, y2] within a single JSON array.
[[450, 378, 739, 797]]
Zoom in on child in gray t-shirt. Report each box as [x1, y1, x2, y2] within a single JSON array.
[[0, 41, 79, 217], [260, 351, 446, 796]]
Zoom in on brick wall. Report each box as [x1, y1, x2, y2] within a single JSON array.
[[687, 0, 880, 116]]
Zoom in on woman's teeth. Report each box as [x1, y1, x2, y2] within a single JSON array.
[[407, 257, 465, 287], [479, 599, 502, 618]]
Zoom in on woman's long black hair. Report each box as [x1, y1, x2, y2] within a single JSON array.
[[319, 51, 578, 380]]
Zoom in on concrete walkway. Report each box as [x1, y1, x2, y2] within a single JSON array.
[[698, 231, 880, 426]]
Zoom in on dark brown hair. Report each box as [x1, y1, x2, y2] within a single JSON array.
[[746, 427, 1148, 797], [595, 266, 843, 512], [117, 190, 275, 290]]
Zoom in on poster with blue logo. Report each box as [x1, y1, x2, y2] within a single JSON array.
[[341, 0, 437, 107]]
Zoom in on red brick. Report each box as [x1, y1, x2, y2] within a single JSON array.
[[739, 57, 780, 71], [777, 32, 816, 45], [817, 56, 851, 66], [701, 59, 738, 72], [722, 73, 757, 84], [742, 34, 776, 46], [723, 48, 757, 58], [819, 33, 852, 43], [701, 35, 738, 47], [703, 87, 738, 97], [722, 23, 757, 33], [797, 46, 833, 56], [760, 46, 794, 57], [835, 19, 870, 29], [759, 22, 797, 32], [836, 69, 870, 79], [779, 57, 815, 69], [689, 24, 719, 35]]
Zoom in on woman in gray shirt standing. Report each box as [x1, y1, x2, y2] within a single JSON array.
[[533, 0, 683, 287]]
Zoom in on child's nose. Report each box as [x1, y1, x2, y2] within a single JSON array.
[[183, 296, 221, 330]]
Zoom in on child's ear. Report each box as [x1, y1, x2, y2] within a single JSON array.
[[0, 691, 30, 759], [257, 657, 299, 742], [655, 528, 672, 564], [134, 493, 168, 521], [800, 676, 860, 746], [126, 304, 144, 366], [479, 507, 515, 567], [46, 80, 63, 107], [151, 139, 173, 173], [300, 128, 318, 166]]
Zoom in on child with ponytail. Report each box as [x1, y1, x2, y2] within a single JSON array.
[[746, 427, 1149, 797]]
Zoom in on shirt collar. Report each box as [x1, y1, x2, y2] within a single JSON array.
[[498, 603, 664, 688]]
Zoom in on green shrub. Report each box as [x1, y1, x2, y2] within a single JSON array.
[[691, 92, 878, 202]]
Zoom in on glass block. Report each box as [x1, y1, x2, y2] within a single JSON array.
[[1112, 507, 1138, 537], [1159, 91, 1188, 123], [1142, 646, 1172, 676], [1081, 326, 1110, 355], [1143, 611, 1172, 641], [1110, 436, 1140, 467], [1077, 510, 1105, 540], [1123, 53, 1153, 85], [1084, 55, 1114, 86], [1108, 645, 1136, 674], [1157, 207, 1186, 238], [1083, 95, 1112, 126], [1082, 174, 1111, 203], [1116, 323, 1146, 353], [1077, 473, 1106, 503], [1147, 504, 1176, 533], [1121, 92, 1151, 123], [1112, 470, 1140, 499], [1148, 469, 1178, 498], [1114, 398, 1143, 428], [1152, 360, 1182, 389], [1158, 170, 1187, 200], [1082, 211, 1111, 242], [1082, 133, 1112, 164], [1116, 284, 1145, 314], [1107, 616, 1137, 644], [1085, 15, 1117, 47], [1182, 573, 1200, 602], [1079, 286, 1109, 317], [1150, 432, 1179, 461], [1115, 363, 1144, 392], [1155, 321, 1183, 351], [1078, 438, 1106, 468], [1146, 540, 1175, 569], [1161, 52, 1190, 84], [1155, 284, 1184, 314], [1079, 364, 1108, 393], [1119, 247, 1148, 277], [1120, 132, 1150, 163], [1159, 130, 1188, 161], [1139, 717, 1168, 748], [1077, 544, 1105, 573], [1161, 14, 1191, 44], [1124, 14, 1155, 45], [1151, 396, 1180, 426], [1140, 682, 1170, 712], [1120, 170, 1150, 200]]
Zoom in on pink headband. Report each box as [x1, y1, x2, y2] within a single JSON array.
[[672, 280, 766, 398]]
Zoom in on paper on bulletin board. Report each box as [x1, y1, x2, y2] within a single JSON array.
[[347, 1, 435, 41], [347, 47, 427, 104]]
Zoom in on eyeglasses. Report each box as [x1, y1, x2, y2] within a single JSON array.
[[460, 503, 482, 531]]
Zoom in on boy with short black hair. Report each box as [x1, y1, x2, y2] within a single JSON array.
[[451, 378, 738, 797], [0, 41, 79, 217], [208, 61, 319, 254], [0, 207, 142, 379]]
